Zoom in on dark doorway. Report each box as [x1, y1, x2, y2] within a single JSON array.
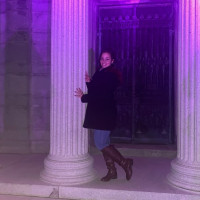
[[97, 3, 175, 144]]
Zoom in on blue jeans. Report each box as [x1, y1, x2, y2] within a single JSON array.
[[93, 129, 111, 150]]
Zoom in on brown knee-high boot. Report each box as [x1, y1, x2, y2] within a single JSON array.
[[101, 151, 117, 181], [101, 145, 133, 181]]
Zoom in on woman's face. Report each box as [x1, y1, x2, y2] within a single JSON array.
[[100, 52, 114, 68]]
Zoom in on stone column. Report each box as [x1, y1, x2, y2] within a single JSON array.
[[167, 0, 200, 192], [40, 0, 96, 185]]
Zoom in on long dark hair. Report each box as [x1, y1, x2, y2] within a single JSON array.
[[99, 49, 115, 61], [98, 49, 122, 84]]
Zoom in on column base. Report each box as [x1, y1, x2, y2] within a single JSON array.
[[167, 158, 200, 193], [40, 153, 96, 186]]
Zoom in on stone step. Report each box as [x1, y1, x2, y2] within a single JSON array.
[[0, 153, 199, 200], [0, 194, 64, 200], [90, 144, 177, 158]]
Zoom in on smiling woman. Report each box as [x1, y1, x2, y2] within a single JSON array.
[[75, 50, 133, 182], [78, 50, 119, 131], [100, 52, 114, 69]]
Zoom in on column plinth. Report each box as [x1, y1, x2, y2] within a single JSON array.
[[40, 0, 96, 185], [167, 0, 200, 193], [169, 159, 200, 192], [41, 154, 94, 185]]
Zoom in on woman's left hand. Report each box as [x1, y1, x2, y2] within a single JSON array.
[[74, 88, 84, 98]]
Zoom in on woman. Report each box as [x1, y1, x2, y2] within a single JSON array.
[[75, 50, 133, 182]]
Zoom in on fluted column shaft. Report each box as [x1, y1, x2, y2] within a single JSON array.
[[168, 0, 200, 192], [40, 0, 96, 185]]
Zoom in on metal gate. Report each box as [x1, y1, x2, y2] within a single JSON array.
[[97, 3, 175, 144]]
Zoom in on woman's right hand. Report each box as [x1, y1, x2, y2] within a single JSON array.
[[74, 88, 84, 98], [85, 71, 91, 82]]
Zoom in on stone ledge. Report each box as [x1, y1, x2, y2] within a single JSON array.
[[0, 183, 199, 200]]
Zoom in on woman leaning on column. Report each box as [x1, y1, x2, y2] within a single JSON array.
[[75, 50, 133, 182]]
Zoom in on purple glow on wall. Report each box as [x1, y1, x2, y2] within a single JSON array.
[[0, 0, 6, 134]]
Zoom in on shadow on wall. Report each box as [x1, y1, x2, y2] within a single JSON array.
[[4, 31, 31, 144], [2, 29, 51, 153]]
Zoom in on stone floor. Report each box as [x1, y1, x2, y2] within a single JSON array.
[[0, 145, 199, 200]]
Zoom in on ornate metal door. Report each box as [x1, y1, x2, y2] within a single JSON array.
[[97, 3, 175, 144]]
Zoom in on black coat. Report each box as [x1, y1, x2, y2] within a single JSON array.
[[81, 65, 121, 130]]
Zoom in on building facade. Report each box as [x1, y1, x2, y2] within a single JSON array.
[[0, 0, 200, 193]]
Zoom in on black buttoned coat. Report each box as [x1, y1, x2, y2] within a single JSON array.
[[81, 65, 121, 130]]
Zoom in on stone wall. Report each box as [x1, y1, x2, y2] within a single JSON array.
[[0, 0, 6, 141], [0, 0, 31, 153], [30, 0, 51, 153], [0, 0, 51, 153]]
